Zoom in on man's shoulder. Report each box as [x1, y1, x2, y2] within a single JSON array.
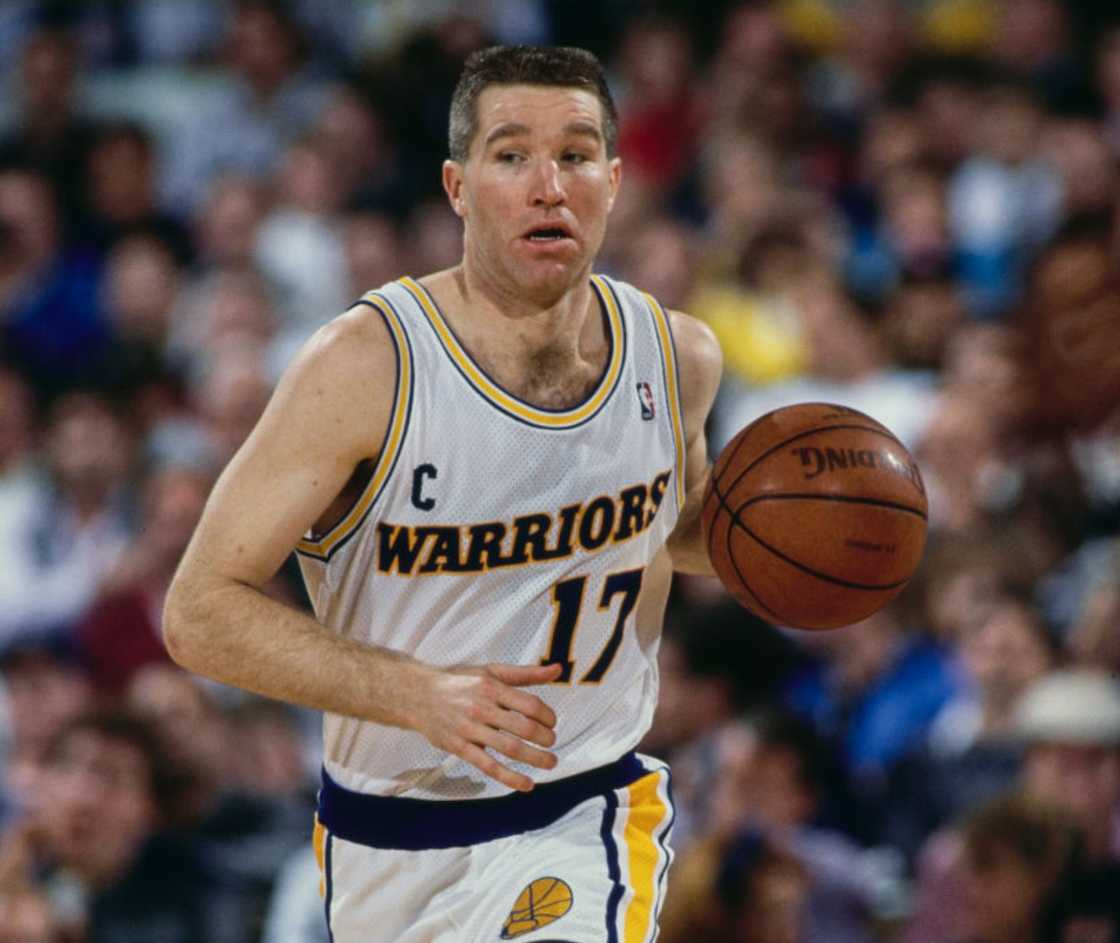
[[300, 301, 399, 379]]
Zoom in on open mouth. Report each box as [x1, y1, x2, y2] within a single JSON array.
[[523, 225, 574, 243]]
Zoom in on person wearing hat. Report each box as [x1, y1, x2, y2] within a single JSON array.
[[1013, 669, 1120, 942]]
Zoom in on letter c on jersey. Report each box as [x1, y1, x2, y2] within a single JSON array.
[[411, 464, 438, 511]]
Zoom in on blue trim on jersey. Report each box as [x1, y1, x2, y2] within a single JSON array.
[[404, 277, 628, 431], [295, 292, 416, 563], [323, 830, 335, 943], [317, 752, 645, 851], [601, 790, 623, 943], [644, 293, 687, 518]]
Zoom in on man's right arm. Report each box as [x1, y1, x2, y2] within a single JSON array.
[[163, 306, 560, 792]]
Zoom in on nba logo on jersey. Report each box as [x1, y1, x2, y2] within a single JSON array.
[[636, 381, 656, 420]]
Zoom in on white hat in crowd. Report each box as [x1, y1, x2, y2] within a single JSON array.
[[1015, 670, 1120, 746]]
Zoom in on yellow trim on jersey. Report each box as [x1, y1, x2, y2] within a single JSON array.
[[623, 771, 670, 943], [296, 294, 412, 560], [313, 817, 327, 899], [399, 275, 623, 429], [643, 294, 687, 512]]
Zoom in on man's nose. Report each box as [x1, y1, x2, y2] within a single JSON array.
[[529, 158, 565, 207]]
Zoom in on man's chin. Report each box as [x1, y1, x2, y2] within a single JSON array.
[[515, 260, 588, 303]]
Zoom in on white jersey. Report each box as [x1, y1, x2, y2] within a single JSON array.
[[296, 274, 686, 800]]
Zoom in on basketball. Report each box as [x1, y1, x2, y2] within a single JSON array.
[[702, 403, 929, 630]]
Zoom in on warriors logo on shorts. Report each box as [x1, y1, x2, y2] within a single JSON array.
[[500, 877, 573, 939]]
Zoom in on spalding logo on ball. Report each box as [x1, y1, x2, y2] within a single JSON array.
[[702, 403, 929, 630]]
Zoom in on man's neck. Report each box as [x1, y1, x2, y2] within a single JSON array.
[[420, 262, 609, 410]]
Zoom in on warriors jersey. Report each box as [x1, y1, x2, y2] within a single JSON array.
[[296, 274, 686, 801]]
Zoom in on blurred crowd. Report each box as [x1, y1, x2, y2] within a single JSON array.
[[0, 0, 1118, 941]]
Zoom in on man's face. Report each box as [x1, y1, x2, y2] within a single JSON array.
[[443, 84, 621, 305], [41, 730, 156, 885]]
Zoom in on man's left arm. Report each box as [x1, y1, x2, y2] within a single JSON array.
[[665, 310, 723, 575]]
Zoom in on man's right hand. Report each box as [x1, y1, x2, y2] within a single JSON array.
[[406, 661, 563, 793]]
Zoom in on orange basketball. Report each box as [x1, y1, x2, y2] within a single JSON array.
[[701, 403, 929, 630]]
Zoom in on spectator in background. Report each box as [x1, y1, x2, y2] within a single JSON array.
[[76, 465, 210, 696], [644, 601, 802, 851], [905, 56, 986, 173], [0, 168, 108, 394], [164, 0, 332, 212], [83, 123, 192, 262], [127, 668, 311, 940], [0, 645, 92, 823], [948, 76, 1062, 317], [226, 700, 312, 801], [343, 211, 405, 301], [697, 131, 787, 275], [956, 792, 1077, 943], [170, 264, 278, 379], [192, 174, 268, 269], [989, 0, 1079, 107], [314, 85, 404, 215], [0, 392, 131, 645], [188, 345, 272, 469], [664, 711, 885, 943], [9, 709, 251, 943], [615, 16, 703, 195], [885, 594, 1056, 859], [715, 243, 936, 452], [785, 604, 963, 817], [1040, 119, 1117, 226], [664, 827, 810, 943], [808, 0, 915, 134], [254, 136, 348, 335], [908, 671, 1120, 943], [1015, 672, 1120, 871], [0, 27, 98, 235], [98, 233, 186, 424], [845, 160, 955, 303]]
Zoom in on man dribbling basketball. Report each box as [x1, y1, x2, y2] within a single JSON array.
[[164, 46, 723, 942]]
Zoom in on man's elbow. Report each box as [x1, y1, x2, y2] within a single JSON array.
[[162, 572, 215, 673]]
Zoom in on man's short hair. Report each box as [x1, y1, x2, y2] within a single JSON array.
[[448, 45, 618, 162]]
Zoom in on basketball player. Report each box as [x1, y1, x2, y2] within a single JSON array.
[[165, 46, 722, 942]]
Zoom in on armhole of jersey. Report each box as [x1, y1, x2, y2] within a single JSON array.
[[641, 292, 687, 515], [295, 293, 414, 563]]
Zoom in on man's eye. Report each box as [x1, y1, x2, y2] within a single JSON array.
[[498, 152, 523, 164], [563, 152, 587, 164]]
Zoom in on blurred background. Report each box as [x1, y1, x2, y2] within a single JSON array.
[[0, 0, 1118, 941]]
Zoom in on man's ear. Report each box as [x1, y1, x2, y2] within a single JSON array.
[[443, 160, 466, 218], [606, 156, 622, 213]]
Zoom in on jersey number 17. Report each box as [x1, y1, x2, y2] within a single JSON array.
[[540, 568, 643, 684]]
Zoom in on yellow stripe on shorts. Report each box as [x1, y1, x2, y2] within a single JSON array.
[[313, 817, 327, 899], [623, 771, 670, 943]]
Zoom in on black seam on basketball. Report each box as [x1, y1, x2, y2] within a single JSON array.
[[737, 492, 928, 520], [721, 424, 905, 504], [729, 496, 911, 591], [715, 482, 783, 620]]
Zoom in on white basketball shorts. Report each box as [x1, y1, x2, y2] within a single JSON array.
[[312, 752, 675, 942]]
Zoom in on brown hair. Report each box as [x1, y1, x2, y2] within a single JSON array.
[[448, 45, 618, 161]]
